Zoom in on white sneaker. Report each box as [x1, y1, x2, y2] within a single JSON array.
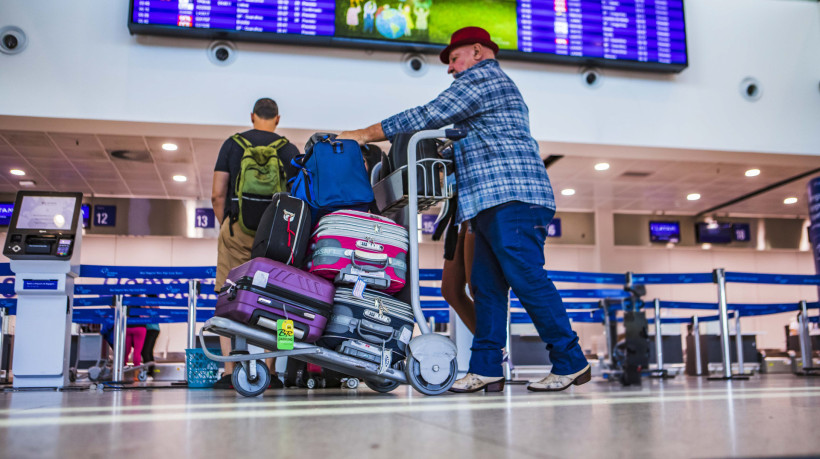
[[527, 364, 591, 392], [449, 373, 505, 393]]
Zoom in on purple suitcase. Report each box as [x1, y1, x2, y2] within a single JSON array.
[[215, 257, 335, 343]]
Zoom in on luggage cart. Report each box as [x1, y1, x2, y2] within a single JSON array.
[[199, 129, 467, 397]]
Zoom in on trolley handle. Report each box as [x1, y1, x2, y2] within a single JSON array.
[[444, 129, 468, 140]]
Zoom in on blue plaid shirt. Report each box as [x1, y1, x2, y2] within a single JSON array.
[[381, 59, 555, 224]]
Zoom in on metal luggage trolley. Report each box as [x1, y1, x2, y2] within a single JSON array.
[[199, 129, 466, 397]]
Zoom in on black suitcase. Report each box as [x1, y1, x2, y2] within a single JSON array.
[[251, 193, 312, 267], [387, 132, 441, 173], [318, 287, 415, 361]]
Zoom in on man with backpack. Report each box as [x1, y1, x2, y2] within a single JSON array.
[[211, 98, 300, 389], [338, 27, 590, 393]]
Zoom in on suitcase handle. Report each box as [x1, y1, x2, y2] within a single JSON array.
[[357, 319, 394, 342], [351, 249, 389, 270]]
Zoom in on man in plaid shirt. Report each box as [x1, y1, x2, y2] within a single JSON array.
[[340, 27, 590, 393]]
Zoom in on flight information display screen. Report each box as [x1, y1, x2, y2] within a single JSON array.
[[129, 0, 687, 72]]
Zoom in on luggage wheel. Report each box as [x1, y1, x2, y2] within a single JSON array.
[[405, 347, 458, 396], [233, 361, 270, 397]]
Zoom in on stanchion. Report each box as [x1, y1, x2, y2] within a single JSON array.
[[602, 300, 614, 369], [0, 307, 5, 382], [692, 315, 703, 376], [112, 294, 127, 383], [735, 311, 747, 376], [650, 299, 673, 379], [709, 269, 748, 380], [797, 300, 819, 376], [187, 280, 200, 350]]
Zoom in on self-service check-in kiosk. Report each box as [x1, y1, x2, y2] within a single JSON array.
[[3, 191, 83, 388]]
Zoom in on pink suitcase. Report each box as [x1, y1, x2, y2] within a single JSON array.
[[306, 210, 409, 294], [215, 258, 335, 343]]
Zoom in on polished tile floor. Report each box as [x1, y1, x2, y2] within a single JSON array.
[[0, 374, 818, 459]]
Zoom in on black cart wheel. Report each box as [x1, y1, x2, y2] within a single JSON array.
[[364, 378, 399, 393], [137, 369, 148, 382], [405, 349, 458, 396], [232, 361, 270, 397]]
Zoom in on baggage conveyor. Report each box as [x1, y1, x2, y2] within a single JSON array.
[[200, 129, 467, 397]]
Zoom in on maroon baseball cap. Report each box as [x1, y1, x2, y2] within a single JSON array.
[[439, 26, 500, 64]]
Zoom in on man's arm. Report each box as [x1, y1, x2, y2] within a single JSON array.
[[338, 123, 386, 145], [211, 171, 230, 224]]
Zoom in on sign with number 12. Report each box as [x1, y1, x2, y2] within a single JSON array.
[[93, 205, 116, 227]]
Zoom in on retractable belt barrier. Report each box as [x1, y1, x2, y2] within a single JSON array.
[[2, 263, 819, 380]]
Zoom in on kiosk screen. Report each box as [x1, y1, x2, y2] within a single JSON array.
[[15, 196, 78, 231]]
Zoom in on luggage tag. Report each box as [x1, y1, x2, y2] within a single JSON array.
[[352, 276, 366, 299], [277, 319, 294, 350], [378, 342, 391, 375]]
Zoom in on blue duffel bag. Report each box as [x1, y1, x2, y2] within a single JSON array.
[[289, 133, 374, 220]]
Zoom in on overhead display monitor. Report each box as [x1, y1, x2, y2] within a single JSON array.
[[695, 222, 732, 244], [128, 0, 688, 73], [649, 221, 679, 243]]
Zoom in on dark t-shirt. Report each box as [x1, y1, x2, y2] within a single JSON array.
[[214, 129, 300, 222]]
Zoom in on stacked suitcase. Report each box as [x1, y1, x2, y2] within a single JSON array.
[[215, 142, 417, 386]]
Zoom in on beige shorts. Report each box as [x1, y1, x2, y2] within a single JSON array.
[[215, 218, 256, 291]]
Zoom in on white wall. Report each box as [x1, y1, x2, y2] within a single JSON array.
[[1, 0, 819, 156]]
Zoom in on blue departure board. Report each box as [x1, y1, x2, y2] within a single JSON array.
[[129, 0, 687, 72]]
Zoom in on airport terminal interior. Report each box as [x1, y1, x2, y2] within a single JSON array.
[[1, 0, 820, 457]]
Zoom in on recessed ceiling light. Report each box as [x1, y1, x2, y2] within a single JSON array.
[[10, 169, 25, 176], [594, 162, 610, 171], [162, 143, 178, 151], [784, 197, 798, 205], [561, 188, 576, 196], [173, 175, 187, 182], [745, 169, 760, 177], [687, 193, 701, 201], [19, 180, 36, 187]]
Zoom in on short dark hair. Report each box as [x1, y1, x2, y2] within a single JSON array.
[[253, 98, 279, 119]]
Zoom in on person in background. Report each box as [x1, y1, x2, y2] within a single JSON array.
[[211, 98, 300, 389], [339, 26, 589, 393], [124, 324, 146, 380], [141, 322, 160, 378]]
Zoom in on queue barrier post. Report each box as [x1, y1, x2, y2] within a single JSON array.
[[187, 280, 200, 350], [797, 300, 820, 375], [735, 311, 746, 376], [0, 307, 5, 381], [709, 268, 746, 380], [112, 294, 127, 383], [692, 315, 703, 376]]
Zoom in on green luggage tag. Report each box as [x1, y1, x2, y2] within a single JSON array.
[[277, 319, 294, 350]]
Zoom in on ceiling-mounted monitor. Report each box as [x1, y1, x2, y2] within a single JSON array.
[[128, 0, 688, 73]]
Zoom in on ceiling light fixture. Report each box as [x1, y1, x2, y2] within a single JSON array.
[[594, 162, 610, 171], [162, 143, 178, 151], [687, 193, 701, 201], [10, 169, 25, 176], [19, 180, 36, 187], [173, 175, 187, 182], [561, 188, 576, 196], [784, 197, 798, 205], [745, 169, 760, 177]]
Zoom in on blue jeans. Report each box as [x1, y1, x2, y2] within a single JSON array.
[[468, 201, 588, 377]]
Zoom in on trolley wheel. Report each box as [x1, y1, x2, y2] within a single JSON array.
[[88, 366, 101, 382], [232, 361, 270, 397], [137, 369, 148, 382], [345, 378, 360, 390], [68, 368, 77, 383], [306, 377, 317, 389], [405, 348, 458, 396], [364, 378, 399, 393]]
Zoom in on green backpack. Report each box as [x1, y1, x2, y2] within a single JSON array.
[[231, 134, 289, 236]]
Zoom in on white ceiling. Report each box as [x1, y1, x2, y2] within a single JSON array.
[[0, 116, 818, 218]]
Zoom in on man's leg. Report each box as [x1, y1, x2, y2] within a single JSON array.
[[481, 203, 588, 377], [466, 216, 511, 378]]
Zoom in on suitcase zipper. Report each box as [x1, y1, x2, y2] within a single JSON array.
[[312, 225, 408, 250], [334, 288, 414, 322]]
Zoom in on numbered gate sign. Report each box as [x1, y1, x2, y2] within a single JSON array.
[[421, 214, 437, 235], [93, 205, 116, 227], [195, 208, 215, 228]]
